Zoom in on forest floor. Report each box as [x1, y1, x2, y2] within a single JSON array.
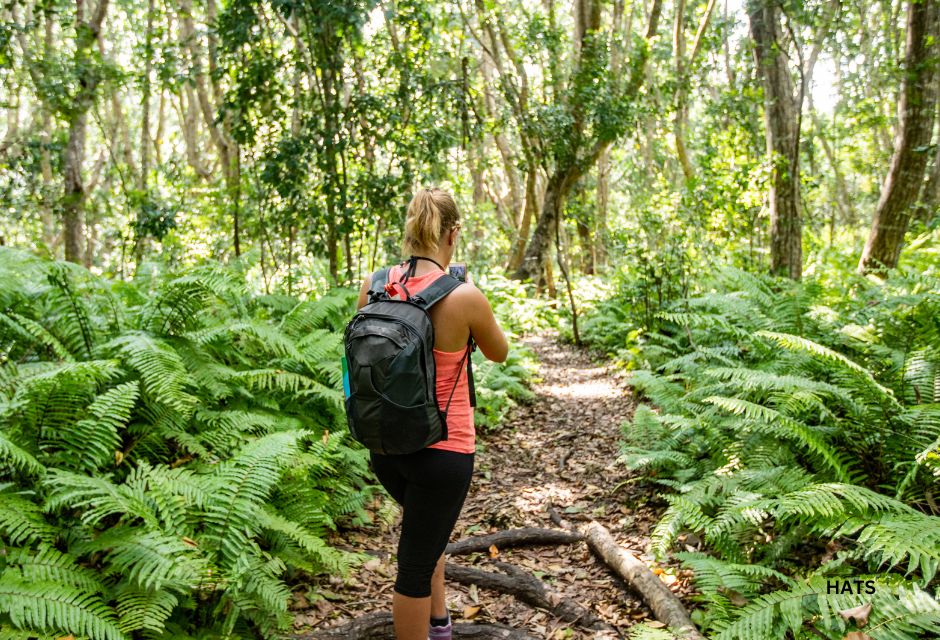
[[296, 332, 699, 638]]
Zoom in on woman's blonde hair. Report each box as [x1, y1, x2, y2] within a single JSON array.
[[402, 187, 460, 255]]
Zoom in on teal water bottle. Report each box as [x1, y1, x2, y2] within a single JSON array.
[[341, 354, 351, 399]]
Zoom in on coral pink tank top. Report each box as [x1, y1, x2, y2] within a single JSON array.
[[385, 264, 475, 454]]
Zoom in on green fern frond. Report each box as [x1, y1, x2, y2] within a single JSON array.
[[105, 332, 198, 415], [676, 551, 795, 597], [834, 514, 940, 583], [0, 312, 74, 362], [256, 506, 354, 575], [203, 431, 305, 564], [139, 275, 216, 336], [757, 331, 902, 411], [84, 526, 208, 592], [0, 492, 57, 544], [188, 320, 302, 361], [0, 576, 126, 640], [58, 381, 138, 472], [705, 396, 851, 481], [0, 431, 45, 475], [114, 583, 178, 634], [4, 546, 104, 593], [228, 369, 342, 409], [767, 483, 917, 522], [44, 469, 159, 529], [45, 263, 98, 359]]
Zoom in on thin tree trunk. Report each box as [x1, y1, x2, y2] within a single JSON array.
[[748, 0, 803, 280], [859, 0, 940, 273], [508, 169, 539, 272], [140, 0, 155, 191], [62, 0, 111, 264], [595, 148, 610, 269]]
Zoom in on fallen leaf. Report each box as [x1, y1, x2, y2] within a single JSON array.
[[839, 602, 872, 627], [843, 633, 872, 640], [463, 605, 481, 620], [646, 621, 667, 628]]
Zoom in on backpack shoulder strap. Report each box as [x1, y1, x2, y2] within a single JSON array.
[[412, 274, 463, 309], [367, 267, 391, 303]]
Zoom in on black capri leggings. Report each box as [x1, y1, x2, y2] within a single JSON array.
[[370, 447, 475, 598]]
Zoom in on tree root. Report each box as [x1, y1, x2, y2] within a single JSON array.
[[298, 611, 540, 639], [445, 527, 583, 555], [549, 505, 705, 640], [446, 561, 614, 632]]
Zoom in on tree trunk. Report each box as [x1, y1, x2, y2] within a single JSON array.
[[748, 0, 803, 280], [61, 0, 111, 265], [513, 167, 580, 281], [576, 217, 594, 274], [140, 0, 155, 191], [595, 147, 610, 269], [507, 169, 540, 272], [859, 0, 940, 273]]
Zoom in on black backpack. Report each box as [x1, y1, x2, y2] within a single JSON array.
[[343, 257, 476, 455]]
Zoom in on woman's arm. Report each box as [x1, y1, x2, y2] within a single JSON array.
[[356, 274, 373, 310], [464, 285, 509, 363]]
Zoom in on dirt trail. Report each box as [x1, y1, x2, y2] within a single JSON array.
[[300, 333, 695, 638]]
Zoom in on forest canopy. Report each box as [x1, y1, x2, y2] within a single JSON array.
[[1, 0, 937, 287]]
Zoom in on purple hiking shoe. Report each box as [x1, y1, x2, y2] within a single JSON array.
[[428, 614, 452, 640]]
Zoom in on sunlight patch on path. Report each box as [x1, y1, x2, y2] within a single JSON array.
[[513, 483, 577, 516], [541, 378, 619, 400]]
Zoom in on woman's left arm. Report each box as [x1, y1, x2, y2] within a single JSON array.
[[356, 274, 373, 310]]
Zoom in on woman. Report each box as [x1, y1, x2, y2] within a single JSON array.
[[357, 187, 509, 640]]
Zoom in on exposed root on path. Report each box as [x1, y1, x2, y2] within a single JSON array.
[[446, 561, 614, 632], [295, 333, 701, 638], [444, 527, 583, 555]]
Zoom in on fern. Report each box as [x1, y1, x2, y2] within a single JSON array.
[[0, 576, 126, 640]]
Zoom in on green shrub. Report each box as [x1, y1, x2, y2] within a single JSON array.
[[595, 265, 940, 638], [0, 249, 535, 638], [0, 249, 373, 638]]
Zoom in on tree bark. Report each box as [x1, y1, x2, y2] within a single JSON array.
[[748, 0, 803, 280], [548, 507, 705, 640], [140, 0, 155, 191], [859, 0, 940, 273], [595, 147, 610, 269], [61, 0, 111, 264], [513, 167, 581, 281], [444, 527, 583, 555], [178, 0, 240, 256], [579, 521, 704, 639], [446, 562, 614, 631]]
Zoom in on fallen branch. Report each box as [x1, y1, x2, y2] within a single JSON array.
[[549, 505, 705, 640], [446, 561, 614, 632], [298, 612, 539, 639], [445, 527, 582, 555]]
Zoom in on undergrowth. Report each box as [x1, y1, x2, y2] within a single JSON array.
[[584, 260, 940, 639], [0, 249, 533, 638]]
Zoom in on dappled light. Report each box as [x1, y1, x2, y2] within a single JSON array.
[[1, 0, 939, 637]]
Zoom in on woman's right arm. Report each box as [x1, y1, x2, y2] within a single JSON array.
[[464, 285, 509, 363]]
